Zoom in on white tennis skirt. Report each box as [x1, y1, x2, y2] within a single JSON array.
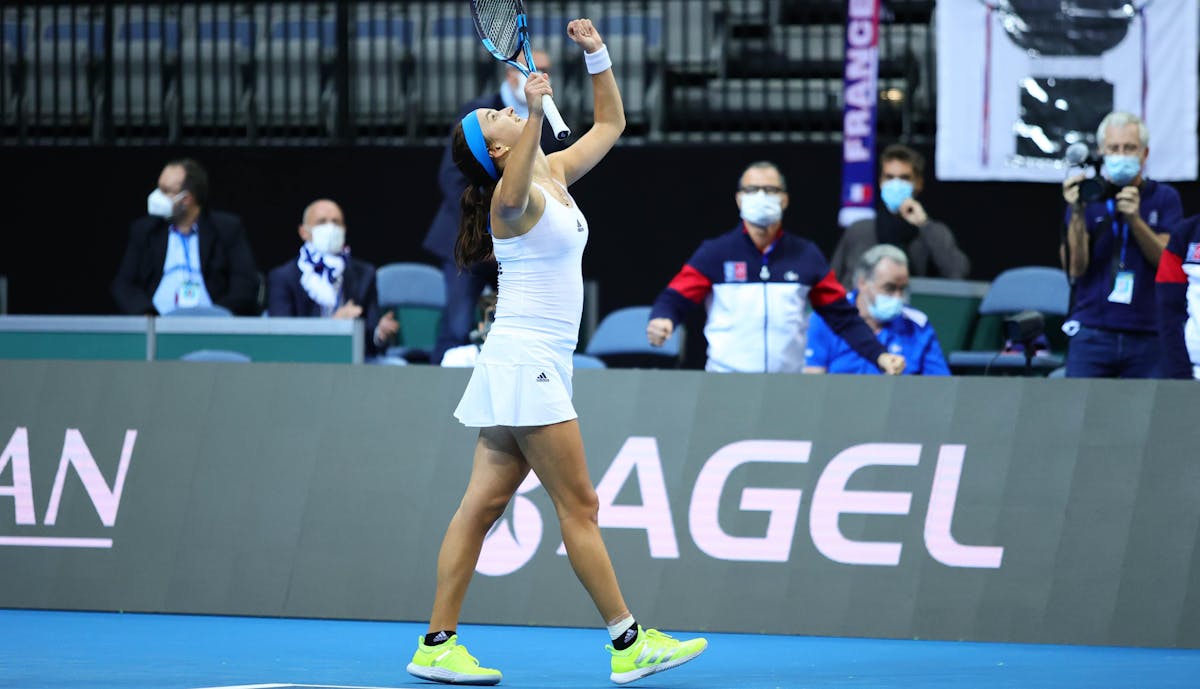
[[453, 358, 577, 427]]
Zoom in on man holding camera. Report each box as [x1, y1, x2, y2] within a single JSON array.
[[1061, 111, 1183, 378]]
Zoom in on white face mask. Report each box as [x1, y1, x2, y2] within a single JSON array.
[[310, 222, 346, 255], [739, 191, 784, 227], [147, 188, 181, 219], [512, 72, 528, 106]]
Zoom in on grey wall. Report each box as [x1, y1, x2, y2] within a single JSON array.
[[1, 361, 1198, 647]]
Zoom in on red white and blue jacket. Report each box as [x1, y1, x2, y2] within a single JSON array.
[[1156, 214, 1200, 379], [650, 224, 886, 373]]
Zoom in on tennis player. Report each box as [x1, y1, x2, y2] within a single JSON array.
[[407, 18, 707, 687]]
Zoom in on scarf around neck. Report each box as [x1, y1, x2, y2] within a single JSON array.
[[297, 243, 346, 309]]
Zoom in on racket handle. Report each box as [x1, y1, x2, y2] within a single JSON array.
[[542, 95, 571, 140]]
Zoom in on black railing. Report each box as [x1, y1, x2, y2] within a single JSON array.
[[0, 1, 937, 146]]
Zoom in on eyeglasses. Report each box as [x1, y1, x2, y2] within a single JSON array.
[[738, 185, 785, 195]]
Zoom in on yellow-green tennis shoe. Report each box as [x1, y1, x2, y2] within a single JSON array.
[[407, 634, 502, 685], [606, 626, 708, 684]]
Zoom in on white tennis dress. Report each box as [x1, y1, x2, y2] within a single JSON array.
[[454, 180, 589, 427]]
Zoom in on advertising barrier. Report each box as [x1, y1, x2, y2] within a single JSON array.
[[1, 361, 1197, 647]]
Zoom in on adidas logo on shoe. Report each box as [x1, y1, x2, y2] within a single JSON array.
[[620, 626, 638, 645], [536, 372, 550, 382]]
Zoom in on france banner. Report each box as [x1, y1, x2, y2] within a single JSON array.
[[839, 0, 881, 227]]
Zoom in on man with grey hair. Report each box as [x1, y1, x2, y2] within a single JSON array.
[[1061, 111, 1183, 378], [267, 199, 399, 356], [648, 161, 905, 374], [805, 244, 949, 375]]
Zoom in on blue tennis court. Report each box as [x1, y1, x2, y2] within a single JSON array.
[[3, 609, 1197, 689]]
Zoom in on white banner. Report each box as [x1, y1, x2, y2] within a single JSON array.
[[936, 0, 1198, 182]]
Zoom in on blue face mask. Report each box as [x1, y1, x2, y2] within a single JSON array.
[[869, 293, 905, 322], [1104, 154, 1142, 186], [880, 179, 914, 213]]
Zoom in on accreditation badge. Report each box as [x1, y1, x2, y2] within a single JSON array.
[[1107, 271, 1134, 305], [176, 280, 204, 308]]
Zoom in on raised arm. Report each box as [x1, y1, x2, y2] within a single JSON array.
[[492, 74, 553, 229], [549, 19, 626, 186]]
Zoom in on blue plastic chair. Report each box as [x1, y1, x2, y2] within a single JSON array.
[[947, 267, 1070, 375], [973, 267, 1070, 317], [376, 262, 446, 309], [376, 262, 446, 362], [585, 306, 683, 368], [572, 353, 607, 369]]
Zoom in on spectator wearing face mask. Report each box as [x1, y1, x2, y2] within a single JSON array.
[[112, 158, 260, 315], [266, 199, 399, 356], [805, 244, 949, 375], [439, 288, 498, 367], [422, 49, 564, 366], [829, 144, 969, 289], [1061, 111, 1183, 379], [647, 161, 905, 375]]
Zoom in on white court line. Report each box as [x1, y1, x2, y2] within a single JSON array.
[[191, 684, 419, 689]]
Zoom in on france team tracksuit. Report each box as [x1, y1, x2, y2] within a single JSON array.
[[650, 225, 885, 373], [1156, 215, 1200, 379]]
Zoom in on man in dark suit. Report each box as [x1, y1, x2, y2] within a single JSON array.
[[112, 158, 260, 316], [267, 199, 399, 357], [423, 49, 563, 363]]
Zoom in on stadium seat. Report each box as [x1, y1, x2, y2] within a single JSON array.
[[420, 13, 491, 128], [572, 353, 607, 369], [36, 11, 105, 124], [351, 12, 415, 129], [947, 267, 1071, 376], [112, 10, 182, 128], [181, 14, 257, 127], [376, 261, 445, 363], [1, 19, 30, 124], [585, 305, 684, 369], [256, 7, 337, 130]]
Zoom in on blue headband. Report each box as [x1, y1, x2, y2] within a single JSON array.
[[461, 111, 498, 180]]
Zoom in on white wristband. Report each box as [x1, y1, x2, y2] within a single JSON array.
[[585, 44, 612, 75]]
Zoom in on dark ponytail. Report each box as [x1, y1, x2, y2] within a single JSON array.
[[451, 123, 499, 270]]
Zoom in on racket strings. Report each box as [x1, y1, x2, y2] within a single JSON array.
[[475, 0, 523, 58]]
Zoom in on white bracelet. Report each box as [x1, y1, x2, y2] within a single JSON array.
[[585, 44, 612, 75]]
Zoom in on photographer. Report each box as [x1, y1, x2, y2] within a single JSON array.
[[1061, 112, 1183, 378]]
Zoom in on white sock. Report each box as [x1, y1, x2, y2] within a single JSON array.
[[607, 614, 636, 641]]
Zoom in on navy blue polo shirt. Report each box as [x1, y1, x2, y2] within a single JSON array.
[[1066, 179, 1183, 333]]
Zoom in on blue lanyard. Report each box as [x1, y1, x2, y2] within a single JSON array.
[[1106, 200, 1129, 270], [170, 225, 199, 279]]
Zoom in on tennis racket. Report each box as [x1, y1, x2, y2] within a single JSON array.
[[468, 0, 571, 140]]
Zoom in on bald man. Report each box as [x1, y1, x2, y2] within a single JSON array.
[[267, 199, 399, 355]]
